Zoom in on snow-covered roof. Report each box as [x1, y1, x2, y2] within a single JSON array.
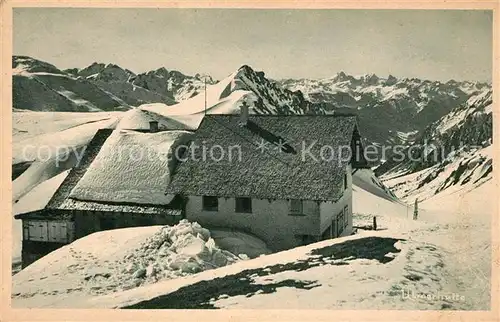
[[13, 170, 70, 217], [116, 108, 192, 131], [69, 129, 194, 205]]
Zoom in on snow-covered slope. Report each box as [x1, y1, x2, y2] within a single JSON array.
[[11, 165, 492, 310], [15, 55, 491, 152], [12, 170, 71, 269], [13, 56, 131, 112], [12, 220, 271, 308], [13, 56, 212, 111], [82, 179, 491, 310], [376, 88, 492, 179], [12, 112, 121, 202], [378, 88, 492, 204], [75, 183, 489, 310], [382, 146, 492, 203], [115, 108, 192, 131], [12, 111, 121, 205]]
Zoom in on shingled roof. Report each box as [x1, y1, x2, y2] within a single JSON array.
[[165, 115, 358, 201]]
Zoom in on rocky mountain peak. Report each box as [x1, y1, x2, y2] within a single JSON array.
[[332, 71, 350, 82], [386, 74, 398, 85]]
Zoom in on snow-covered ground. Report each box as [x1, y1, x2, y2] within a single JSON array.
[[83, 180, 490, 310], [11, 168, 493, 310], [11, 220, 270, 308], [10, 74, 494, 310], [11, 112, 121, 271]]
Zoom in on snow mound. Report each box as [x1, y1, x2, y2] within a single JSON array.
[[88, 233, 449, 310], [12, 220, 243, 308], [116, 220, 240, 285], [69, 130, 193, 205], [210, 229, 272, 259]]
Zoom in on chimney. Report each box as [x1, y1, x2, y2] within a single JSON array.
[[149, 121, 159, 133], [239, 101, 249, 126]]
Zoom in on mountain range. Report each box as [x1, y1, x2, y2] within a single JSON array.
[[12, 56, 216, 112], [12, 55, 492, 183]]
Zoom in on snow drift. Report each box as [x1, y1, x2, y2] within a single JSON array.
[[12, 220, 256, 308]]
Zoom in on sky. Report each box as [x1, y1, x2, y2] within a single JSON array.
[[13, 9, 493, 82]]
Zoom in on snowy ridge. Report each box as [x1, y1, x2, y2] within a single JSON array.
[[280, 72, 488, 111], [13, 56, 211, 112], [280, 72, 491, 147], [11, 163, 493, 310], [138, 65, 324, 130], [13, 56, 131, 112]]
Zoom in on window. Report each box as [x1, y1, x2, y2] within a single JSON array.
[[48, 221, 69, 243], [26, 220, 48, 242], [202, 196, 219, 211], [289, 199, 303, 215], [344, 172, 348, 191], [235, 197, 252, 213], [344, 205, 349, 228]]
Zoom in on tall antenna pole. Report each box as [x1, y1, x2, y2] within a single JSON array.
[[204, 76, 207, 115]]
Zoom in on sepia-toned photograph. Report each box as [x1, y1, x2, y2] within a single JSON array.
[[6, 5, 495, 312]]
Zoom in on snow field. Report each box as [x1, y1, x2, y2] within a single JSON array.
[[12, 220, 247, 308]]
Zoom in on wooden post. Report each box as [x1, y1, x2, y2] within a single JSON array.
[[373, 216, 377, 231]]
